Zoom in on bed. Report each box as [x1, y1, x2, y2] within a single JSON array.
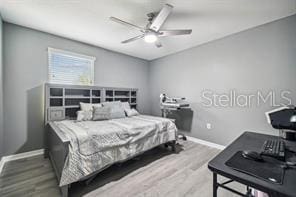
[[45, 84, 178, 197]]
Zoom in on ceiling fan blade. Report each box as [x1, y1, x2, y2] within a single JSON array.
[[110, 17, 144, 32], [121, 34, 144, 44], [150, 4, 173, 31], [155, 40, 162, 48], [158, 29, 192, 37]]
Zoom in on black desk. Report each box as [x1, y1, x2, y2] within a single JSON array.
[[208, 132, 296, 197]]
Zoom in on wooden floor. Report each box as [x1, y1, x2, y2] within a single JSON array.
[[0, 141, 245, 197]]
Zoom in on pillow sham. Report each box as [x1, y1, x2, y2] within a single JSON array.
[[93, 106, 111, 121], [80, 102, 102, 112], [121, 102, 131, 111], [125, 108, 139, 117], [77, 110, 93, 121], [102, 101, 126, 119]]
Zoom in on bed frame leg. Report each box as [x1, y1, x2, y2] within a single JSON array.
[[171, 140, 177, 153], [61, 185, 69, 197], [44, 148, 49, 158]]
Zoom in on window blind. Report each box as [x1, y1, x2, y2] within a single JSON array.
[[48, 48, 95, 85]]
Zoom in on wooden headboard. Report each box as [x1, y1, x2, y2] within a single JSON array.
[[45, 83, 138, 123]]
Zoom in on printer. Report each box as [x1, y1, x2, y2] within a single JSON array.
[[160, 93, 189, 112], [265, 106, 296, 140]]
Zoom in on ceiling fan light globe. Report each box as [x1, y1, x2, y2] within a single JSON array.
[[144, 33, 158, 43]]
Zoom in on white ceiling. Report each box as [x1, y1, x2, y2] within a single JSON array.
[[0, 0, 296, 60]]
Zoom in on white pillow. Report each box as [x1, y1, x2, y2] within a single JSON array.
[[101, 101, 121, 106], [125, 108, 139, 117], [102, 101, 126, 119], [77, 110, 92, 121], [93, 106, 111, 121], [121, 102, 131, 111], [80, 102, 102, 112]]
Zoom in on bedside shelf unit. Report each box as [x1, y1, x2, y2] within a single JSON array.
[[45, 84, 138, 123], [104, 88, 137, 109]]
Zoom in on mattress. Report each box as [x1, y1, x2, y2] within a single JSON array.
[[53, 115, 177, 186]]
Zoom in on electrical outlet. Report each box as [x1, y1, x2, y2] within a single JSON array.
[[206, 123, 212, 130]]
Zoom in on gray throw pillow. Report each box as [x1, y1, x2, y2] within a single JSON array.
[[77, 110, 93, 121], [80, 102, 102, 112], [93, 106, 111, 121], [121, 102, 131, 111], [125, 108, 139, 117], [102, 101, 126, 119]]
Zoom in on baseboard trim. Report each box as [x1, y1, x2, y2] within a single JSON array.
[[0, 149, 44, 174], [186, 136, 226, 150], [0, 158, 5, 174]]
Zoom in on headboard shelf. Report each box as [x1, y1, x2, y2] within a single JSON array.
[[50, 98, 63, 106], [65, 105, 80, 108], [50, 88, 63, 97], [92, 99, 101, 103], [64, 96, 91, 98], [130, 104, 137, 109], [45, 83, 138, 123], [91, 90, 101, 97], [131, 91, 137, 97], [114, 96, 129, 98]]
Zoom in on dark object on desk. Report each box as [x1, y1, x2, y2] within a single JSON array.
[[281, 132, 296, 141], [267, 107, 296, 131], [208, 132, 296, 197], [260, 140, 285, 160], [226, 151, 285, 184], [242, 150, 263, 162], [266, 106, 296, 140]]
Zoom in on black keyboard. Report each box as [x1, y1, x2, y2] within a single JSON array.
[[260, 140, 285, 160]]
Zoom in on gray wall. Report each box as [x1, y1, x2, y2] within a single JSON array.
[[0, 14, 3, 158], [2, 15, 296, 155], [149, 15, 296, 146], [3, 23, 149, 155]]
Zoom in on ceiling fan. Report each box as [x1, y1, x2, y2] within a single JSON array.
[[110, 4, 192, 48]]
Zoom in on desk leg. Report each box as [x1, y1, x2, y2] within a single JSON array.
[[213, 173, 218, 197]]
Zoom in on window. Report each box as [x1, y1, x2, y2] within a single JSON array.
[[48, 48, 95, 85]]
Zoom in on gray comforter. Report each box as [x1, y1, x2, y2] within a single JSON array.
[[54, 115, 177, 186]]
